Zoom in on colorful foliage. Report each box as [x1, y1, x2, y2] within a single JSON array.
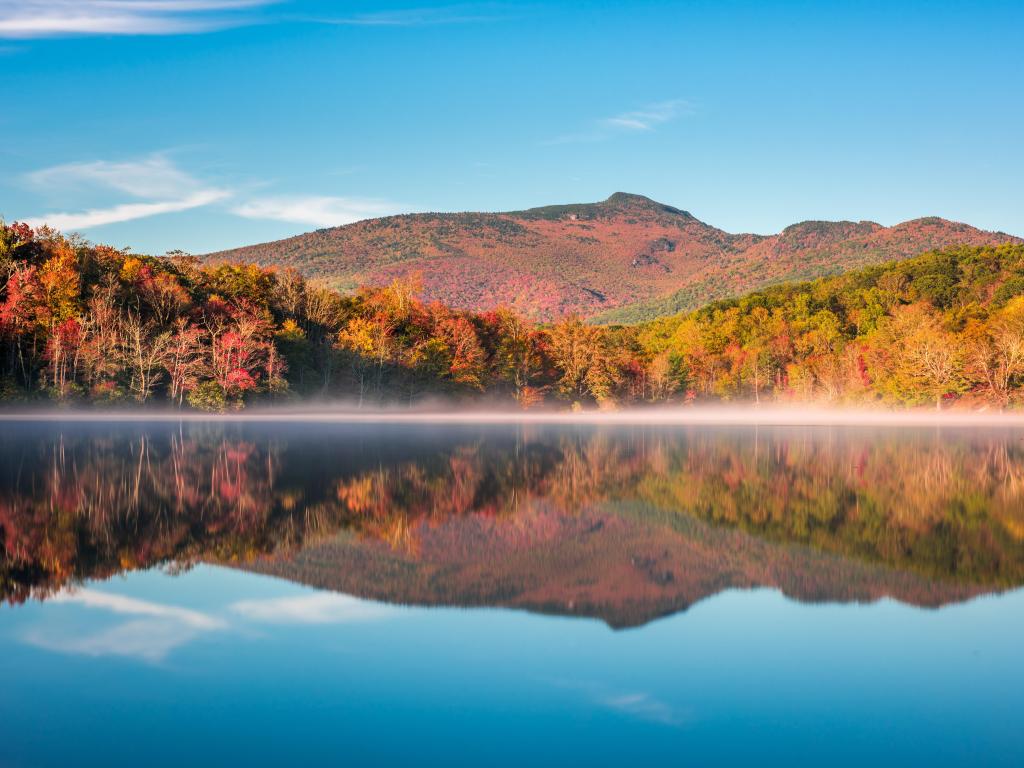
[[1, 217, 1023, 410]]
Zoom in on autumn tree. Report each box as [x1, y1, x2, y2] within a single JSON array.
[[869, 303, 967, 408], [434, 313, 486, 390], [738, 306, 782, 403], [136, 267, 191, 326], [118, 310, 173, 402], [966, 297, 1024, 407], [0, 265, 48, 384], [547, 316, 622, 406], [491, 308, 546, 406], [166, 319, 206, 407], [43, 318, 84, 399], [209, 302, 275, 399], [336, 314, 394, 404]]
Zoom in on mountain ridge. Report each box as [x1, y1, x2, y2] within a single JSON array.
[[206, 193, 1021, 322]]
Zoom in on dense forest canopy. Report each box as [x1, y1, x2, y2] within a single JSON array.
[[637, 242, 1024, 408], [2, 220, 1023, 410]]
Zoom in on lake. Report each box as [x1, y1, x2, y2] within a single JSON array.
[[1, 419, 1022, 767]]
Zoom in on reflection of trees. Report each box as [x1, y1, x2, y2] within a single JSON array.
[[333, 442, 560, 554], [629, 431, 1024, 585], [0, 429, 568, 603], [2, 426, 1024, 604], [0, 432, 293, 603]]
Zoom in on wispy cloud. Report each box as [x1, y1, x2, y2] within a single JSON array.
[[601, 100, 689, 132], [0, 0, 278, 39], [24, 154, 230, 231], [22, 588, 227, 662], [310, 3, 511, 27], [230, 593, 397, 624], [27, 191, 230, 230], [23, 153, 402, 234], [545, 99, 692, 145], [28, 155, 208, 198], [232, 195, 406, 228]]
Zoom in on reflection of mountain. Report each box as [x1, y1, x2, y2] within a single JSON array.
[[1, 422, 1022, 626], [243, 501, 987, 629]]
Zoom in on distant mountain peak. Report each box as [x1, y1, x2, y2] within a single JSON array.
[[505, 192, 695, 223], [604, 191, 657, 206], [207, 194, 1019, 322], [603, 191, 692, 217]]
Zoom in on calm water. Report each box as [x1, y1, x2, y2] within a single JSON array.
[[1, 420, 1023, 767]]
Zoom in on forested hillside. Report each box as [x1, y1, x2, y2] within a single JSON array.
[[2, 219, 1023, 410], [635, 242, 1024, 408], [206, 193, 1019, 321]]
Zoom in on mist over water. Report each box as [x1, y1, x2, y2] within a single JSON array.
[[5, 404, 1024, 427], [1, 418, 1023, 766]]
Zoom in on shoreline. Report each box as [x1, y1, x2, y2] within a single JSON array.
[[2, 406, 1024, 428]]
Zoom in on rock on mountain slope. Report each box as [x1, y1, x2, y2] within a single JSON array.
[[206, 193, 1020, 321]]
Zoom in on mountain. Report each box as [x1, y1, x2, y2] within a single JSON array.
[[205, 193, 1021, 321]]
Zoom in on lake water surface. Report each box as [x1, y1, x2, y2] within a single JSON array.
[[1, 420, 1022, 766]]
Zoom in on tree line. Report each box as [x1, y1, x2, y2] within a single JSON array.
[[636, 242, 1024, 408], [2, 220, 1023, 409]]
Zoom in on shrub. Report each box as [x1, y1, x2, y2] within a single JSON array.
[[188, 381, 227, 412]]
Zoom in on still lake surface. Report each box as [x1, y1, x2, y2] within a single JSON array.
[[1, 419, 1022, 767]]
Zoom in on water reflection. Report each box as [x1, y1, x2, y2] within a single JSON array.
[[1, 422, 1023, 625]]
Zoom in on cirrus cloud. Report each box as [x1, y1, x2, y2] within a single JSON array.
[[21, 152, 403, 237], [232, 195, 407, 228], [544, 99, 693, 145], [24, 153, 231, 231], [26, 189, 231, 230], [312, 4, 514, 27], [28, 154, 210, 199], [0, 0, 279, 39]]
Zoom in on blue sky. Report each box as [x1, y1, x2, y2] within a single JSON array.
[[1, 0, 1022, 254]]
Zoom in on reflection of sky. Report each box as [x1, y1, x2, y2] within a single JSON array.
[[22, 588, 227, 662], [1, 566, 1022, 767]]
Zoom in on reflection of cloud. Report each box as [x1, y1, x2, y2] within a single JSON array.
[[22, 588, 227, 662], [24, 619, 209, 663], [49, 588, 225, 629], [600, 692, 690, 727], [19, 587, 392, 661], [230, 593, 395, 624], [546, 677, 691, 728]]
